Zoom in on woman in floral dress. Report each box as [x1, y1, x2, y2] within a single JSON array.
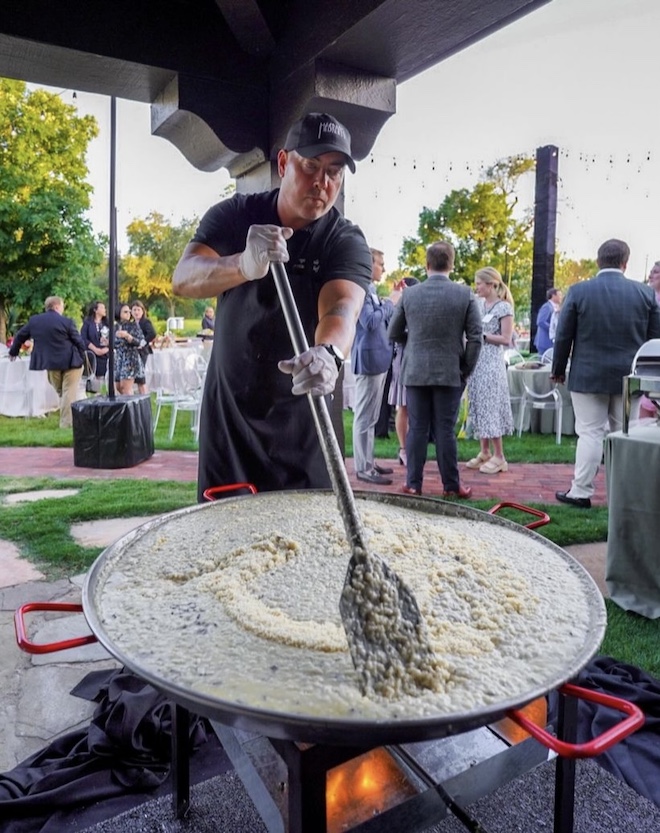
[[113, 304, 145, 395], [466, 267, 514, 474], [387, 276, 420, 466]]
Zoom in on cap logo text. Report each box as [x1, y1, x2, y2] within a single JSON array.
[[317, 121, 347, 141]]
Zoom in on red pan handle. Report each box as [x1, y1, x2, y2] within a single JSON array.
[[14, 602, 98, 654], [202, 482, 258, 502], [488, 501, 550, 529], [507, 683, 645, 758]]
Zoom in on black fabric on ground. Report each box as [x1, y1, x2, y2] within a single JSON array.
[[548, 655, 660, 807], [0, 669, 229, 833]]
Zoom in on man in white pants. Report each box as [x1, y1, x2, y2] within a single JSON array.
[[352, 248, 395, 484], [551, 239, 660, 507]]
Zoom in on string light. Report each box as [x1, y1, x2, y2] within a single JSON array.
[[355, 146, 659, 217]]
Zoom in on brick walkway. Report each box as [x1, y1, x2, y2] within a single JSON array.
[[0, 446, 607, 506]]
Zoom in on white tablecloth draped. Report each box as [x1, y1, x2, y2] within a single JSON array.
[[146, 344, 210, 393], [0, 357, 60, 417], [606, 424, 660, 618]]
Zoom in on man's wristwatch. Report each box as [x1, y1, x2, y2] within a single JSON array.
[[319, 343, 345, 371]]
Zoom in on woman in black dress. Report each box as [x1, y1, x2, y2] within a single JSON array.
[[131, 300, 157, 394], [80, 300, 110, 391], [201, 306, 215, 331]]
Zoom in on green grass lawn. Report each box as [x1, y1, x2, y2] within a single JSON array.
[[1, 402, 657, 681], [0, 401, 577, 461]]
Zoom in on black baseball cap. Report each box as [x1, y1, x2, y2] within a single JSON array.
[[284, 113, 356, 173]]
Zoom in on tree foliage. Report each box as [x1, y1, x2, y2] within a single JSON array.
[[554, 255, 597, 289], [0, 79, 104, 339], [120, 212, 199, 316], [400, 155, 535, 312]]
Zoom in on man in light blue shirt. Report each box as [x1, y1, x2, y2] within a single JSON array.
[[352, 248, 395, 484]]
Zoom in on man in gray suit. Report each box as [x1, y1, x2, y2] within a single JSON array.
[[551, 239, 660, 508], [388, 241, 482, 497]]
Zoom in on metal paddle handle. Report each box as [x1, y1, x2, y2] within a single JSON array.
[[270, 261, 368, 554]]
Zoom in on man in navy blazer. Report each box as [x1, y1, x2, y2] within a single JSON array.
[[9, 296, 87, 428], [535, 287, 562, 354], [388, 241, 482, 498], [551, 239, 660, 507], [351, 248, 395, 484]]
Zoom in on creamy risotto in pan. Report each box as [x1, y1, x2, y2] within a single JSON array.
[[90, 493, 603, 722]]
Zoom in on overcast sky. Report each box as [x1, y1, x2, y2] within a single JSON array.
[[47, 0, 660, 281]]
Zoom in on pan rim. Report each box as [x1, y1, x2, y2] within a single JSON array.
[[82, 490, 606, 746]]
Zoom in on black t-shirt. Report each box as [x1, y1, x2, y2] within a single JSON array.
[[138, 317, 157, 357], [191, 189, 372, 497]]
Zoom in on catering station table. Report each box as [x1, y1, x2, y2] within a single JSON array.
[[0, 356, 60, 417], [605, 423, 660, 618], [507, 364, 575, 436], [72, 394, 154, 469]]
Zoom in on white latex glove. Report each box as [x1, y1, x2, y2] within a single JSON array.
[[238, 224, 293, 281], [278, 346, 339, 396]]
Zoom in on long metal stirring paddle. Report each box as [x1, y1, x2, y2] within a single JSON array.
[[270, 261, 439, 698]]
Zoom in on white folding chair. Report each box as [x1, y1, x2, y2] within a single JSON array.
[[503, 348, 525, 367], [541, 348, 554, 366], [517, 383, 563, 444], [152, 385, 178, 435], [167, 352, 205, 441]]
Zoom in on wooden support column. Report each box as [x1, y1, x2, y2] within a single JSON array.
[[531, 145, 558, 352]]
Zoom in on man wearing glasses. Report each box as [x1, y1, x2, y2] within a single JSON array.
[[173, 113, 372, 500]]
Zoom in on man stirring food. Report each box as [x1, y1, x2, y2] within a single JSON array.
[[173, 113, 372, 499]]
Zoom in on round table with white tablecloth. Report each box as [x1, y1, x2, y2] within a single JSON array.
[[0, 357, 60, 417], [146, 344, 209, 393]]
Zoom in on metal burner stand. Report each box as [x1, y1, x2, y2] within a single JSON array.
[[170, 694, 580, 833]]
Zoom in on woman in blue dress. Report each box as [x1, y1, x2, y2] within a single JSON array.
[[466, 267, 515, 474], [114, 304, 145, 395]]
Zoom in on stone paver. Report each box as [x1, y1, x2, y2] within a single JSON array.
[[4, 488, 80, 505], [565, 542, 608, 598], [0, 541, 44, 588], [70, 516, 158, 548]]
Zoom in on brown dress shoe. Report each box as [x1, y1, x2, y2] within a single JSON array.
[[442, 485, 473, 499], [401, 485, 422, 496]]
